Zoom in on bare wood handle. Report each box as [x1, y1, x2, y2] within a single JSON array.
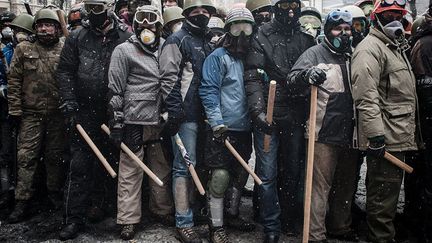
[[56, 10, 69, 38], [384, 152, 414, 174], [76, 124, 117, 178], [303, 86, 318, 243], [174, 134, 206, 195], [224, 139, 263, 185], [101, 124, 164, 186], [264, 80, 277, 152]]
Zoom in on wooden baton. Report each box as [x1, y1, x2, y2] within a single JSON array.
[[384, 151, 414, 174], [302, 86, 318, 243], [224, 139, 263, 185], [173, 134, 206, 195], [264, 80, 277, 153], [101, 124, 164, 186], [56, 10, 69, 38], [76, 124, 117, 178]]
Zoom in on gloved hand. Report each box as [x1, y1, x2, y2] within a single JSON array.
[[162, 113, 185, 136], [108, 111, 124, 148], [303, 67, 327, 86], [0, 85, 7, 99], [212, 125, 229, 145], [253, 112, 275, 135], [60, 101, 79, 129], [367, 136, 386, 158], [8, 115, 21, 130]]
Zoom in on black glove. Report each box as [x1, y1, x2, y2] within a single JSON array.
[[8, 115, 21, 130], [254, 112, 275, 136], [213, 125, 229, 145], [108, 111, 124, 147], [60, 101, 79, 129], [303, 67, 327, 86], [367, 136, 386, 158], [162, 113, 184, 136]]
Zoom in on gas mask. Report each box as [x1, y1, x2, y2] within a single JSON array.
[[1, 27, 13, 42], [223, 22, 254, 59], [380, 19, 404, 41], [140, 28, 156, 45], [327, 29, 352, 53], [15, 32, 29, 43], [274, 1, 301, 27]]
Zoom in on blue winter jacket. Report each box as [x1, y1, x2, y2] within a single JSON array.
[[199, 47, 250, 132], [0, 43, 14, 86]]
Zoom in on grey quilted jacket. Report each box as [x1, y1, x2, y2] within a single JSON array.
[[108, 35, 162, 125]]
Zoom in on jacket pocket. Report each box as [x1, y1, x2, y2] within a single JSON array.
[[383, 105, 415, 145], [124, 93, 159, 122], [23, 52, 39, 71]]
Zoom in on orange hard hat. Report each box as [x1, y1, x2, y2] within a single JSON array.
[[371, 0, 407, 20]]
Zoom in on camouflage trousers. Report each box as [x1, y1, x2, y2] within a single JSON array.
[[15, 112, 65, 201]]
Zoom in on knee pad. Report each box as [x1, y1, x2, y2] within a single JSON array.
[[209, 169, 230, 198]]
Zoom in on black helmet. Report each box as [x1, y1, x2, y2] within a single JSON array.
[[0, 11, 17, 24]]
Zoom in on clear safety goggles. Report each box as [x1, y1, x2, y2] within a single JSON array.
[[278, 2, 299, 10], [84, 3, 108, 15], [134, 10, 160, 25], [229, 22, 253, 37], [381, 0, 406, 7], [299, 15, 321, 29], [328, 10, 353, 24]]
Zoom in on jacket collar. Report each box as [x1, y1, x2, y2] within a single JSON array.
[[369, 27, 400, 48], [128, 35, 158, 56]]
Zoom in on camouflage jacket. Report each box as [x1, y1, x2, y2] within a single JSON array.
[[8, 40, 64, 116]]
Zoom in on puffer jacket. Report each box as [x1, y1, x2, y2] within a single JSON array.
[[352, 27, 418, 151], [8, 39, 64, 116], [199, 47, 250, 132], [56, 20, 132, 108], [289, 43, 355, 147], [108, 35, 162, 125], [244, 19, 315, 125], [159, 21, 214, 122]]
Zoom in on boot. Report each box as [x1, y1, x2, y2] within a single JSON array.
[[59, 223, 83, 241], [176, 227, 202, 243], [210, 227, 230, 243], [7, 200, 29, 223], [224, 187, 255, 232], [263, 233, 279, 243], [120, 224, 136, 240]]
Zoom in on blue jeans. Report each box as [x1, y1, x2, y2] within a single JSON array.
[[171, 122, 198, 228], [254, 128, 281, 234]]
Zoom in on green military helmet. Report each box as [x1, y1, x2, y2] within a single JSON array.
[[225, 7, 255, 31], [246, 0, 271, 14], [411, 16, 425, 37], [11, 14, 35, 33], [33, 8, 61, 29], [182, 0, 216, 16], [163, 6, 184, 27], [207, 16, 224, 29]]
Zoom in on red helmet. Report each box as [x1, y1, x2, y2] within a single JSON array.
[[371, 0, 407, 20]]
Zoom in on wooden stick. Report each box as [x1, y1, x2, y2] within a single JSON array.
[[101, 124, 164, 186], [76, 124, 117, 178], [303, 86, 318, 243], [224, 139, 263, 185], [173, 134, 206, 195], [264, 80, 277, 153], [56, 10, 69, 38], [384, 151, 414, 174]]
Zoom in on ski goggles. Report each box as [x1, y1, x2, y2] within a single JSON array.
[[84, 3, 108, 15], [328, 10, 353, 24], [229, 22, 253, 37], [278, 2, 300, 10], [380, 0, 406, 7], [299, 15, 321, 29], [134, 10, 160, 25]]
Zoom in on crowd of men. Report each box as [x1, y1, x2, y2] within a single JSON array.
[[0, 0, 431, 242]]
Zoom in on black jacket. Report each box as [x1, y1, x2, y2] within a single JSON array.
[[159, 22, 214, 122], [56, 20, 132, 108], [244, 19, 315, 125]]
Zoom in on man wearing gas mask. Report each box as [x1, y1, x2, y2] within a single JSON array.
[[244, 0, 315, 241], [56, 0, 131, 240], [246, 0, 272, 27], [6, 8, 65, 224], [351, 1, 419, 242], [341, 5, 369, 48], [199, 7, 256, 243], [159, 0, 216, 242], [107, 5, 173, 240], [289, 9, 360, 243], [0, 11, 16, 47]]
